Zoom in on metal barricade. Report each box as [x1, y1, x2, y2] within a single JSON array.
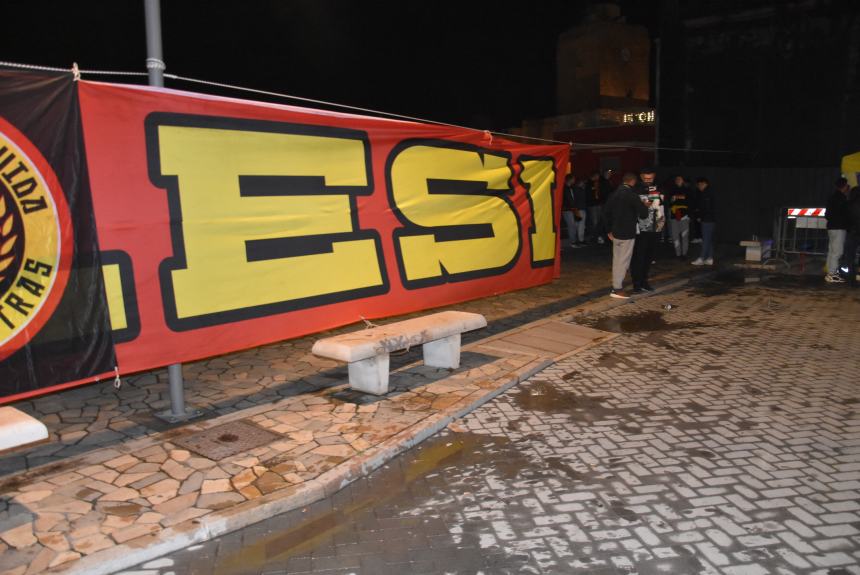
[[772, 207, 828, 258], [768, 207, 828, 271]]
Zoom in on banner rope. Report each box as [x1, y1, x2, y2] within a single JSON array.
[[0, 60, 732, 152]]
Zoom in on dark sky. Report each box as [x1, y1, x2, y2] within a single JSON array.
[[5, 0, 657, 130]]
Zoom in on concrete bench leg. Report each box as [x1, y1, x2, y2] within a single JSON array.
[[423, 334, 461, 369], [348, 354, 390, 395]]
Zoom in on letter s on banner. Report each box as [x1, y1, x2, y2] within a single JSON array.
[[146, 114, 388, 330], [387, 140, 521, 289]]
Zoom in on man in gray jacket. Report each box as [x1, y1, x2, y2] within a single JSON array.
[[603, 173, 649, 299]]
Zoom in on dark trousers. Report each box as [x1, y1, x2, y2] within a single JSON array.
[[846, 232, 860, 286], [631, 231, 657, 289]]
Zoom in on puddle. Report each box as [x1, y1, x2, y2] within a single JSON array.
[[512, 380, 607, 414], [210, 430, 588, 574], [760, 273, 827, 290], [689, 269, 747, 296], [582, 310, 707, 334], [512, 380, 650, 424], [208, 423, 635, 574]]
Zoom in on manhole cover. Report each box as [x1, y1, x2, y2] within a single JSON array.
[[172, 420, 281, 460]]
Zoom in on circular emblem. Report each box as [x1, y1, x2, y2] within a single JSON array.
[[0, 119, 72, 361]]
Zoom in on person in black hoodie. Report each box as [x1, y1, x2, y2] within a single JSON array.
[[844, 186, 860, 288], [825, 177, 850, 283], [666, 175, 692, 260], [561, 174, 578, 249], [586, 171, 612, 244], [691, 177, 717, 266], [603, 172, 649, 299], [561, 174, 589, 248]]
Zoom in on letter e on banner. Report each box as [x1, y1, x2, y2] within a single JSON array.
[[146, 115, 388, 330]]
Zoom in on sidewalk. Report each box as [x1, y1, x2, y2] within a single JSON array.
[[0, 244, 700, 575], [125, 267, 860, 575]]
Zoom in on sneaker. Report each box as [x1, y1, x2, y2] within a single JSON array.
[[704, 258, 714, 265], [632, 287, 644, 294], [610, 289, 630, 299], [691, 258, 705, 265], [825, 273, 845, 283], [597, 236, 605, 245], [641, 284, 655, 292], [691, 238, 702, 244]]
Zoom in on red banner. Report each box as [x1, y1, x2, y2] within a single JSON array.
[[26, 80, 567, 391], [0, 71, 116, 402]]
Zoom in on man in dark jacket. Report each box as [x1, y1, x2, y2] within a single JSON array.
[[843, 186, 860, 288], [561, 174, 587, 248], [691, 177, 717, 266], [604, 172, 649, 299], [561, 174, 578, 248], [825, 177, 850, 283], [572, 176, 588, 245], [586, 171, 612, 244], [630, 167, 664, 291]]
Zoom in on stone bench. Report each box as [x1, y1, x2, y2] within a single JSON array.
[[739, 239, 773, 262], [312, 311, 487, 395], [0, 406, 49, 454]]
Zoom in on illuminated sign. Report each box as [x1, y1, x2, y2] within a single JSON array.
[[622, 110, 655, 124]]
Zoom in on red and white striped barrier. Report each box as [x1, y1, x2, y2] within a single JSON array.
[[787, 207, 826, 217]]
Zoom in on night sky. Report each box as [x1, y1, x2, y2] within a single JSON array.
[[5, 0, 657, 130]]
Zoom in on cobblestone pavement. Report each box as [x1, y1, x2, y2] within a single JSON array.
[[1, 244, 693, 477], [124, 272, 860, 574]]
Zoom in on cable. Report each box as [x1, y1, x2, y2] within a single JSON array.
[[0, 60, 734, 153], [0, 61, 71, 73]]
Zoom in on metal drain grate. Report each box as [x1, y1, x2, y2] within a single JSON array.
[[172, 420, 281, 460]]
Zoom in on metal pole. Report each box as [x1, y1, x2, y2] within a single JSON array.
[[167, 363, 185, 416], [654, 38, 661, 167], [144, 0, 165, 87], [145, 0, 194, 422]]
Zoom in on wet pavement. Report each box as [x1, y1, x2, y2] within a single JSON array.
[[0, 243, 692, 478], [3, 243, 693, 575], [121, 270, 860, 574]]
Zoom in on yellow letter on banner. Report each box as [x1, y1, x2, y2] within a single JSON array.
[[519, 157, 557, 266], [387, 142, 520, 288], [148, 116, 387, 330]]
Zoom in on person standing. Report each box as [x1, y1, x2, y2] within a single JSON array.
[[691, 177, 716, 265], [603, 172, 649, 299], [844, 186, 860, 288], [824, 177, 850, 283], [571, 175, 588, 245], [666, 175, 692, 260], [586, 171, 610, 244], [561, 174, 578, 249], [630, 167, 664, 292], [689, 180, 702, 245]]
